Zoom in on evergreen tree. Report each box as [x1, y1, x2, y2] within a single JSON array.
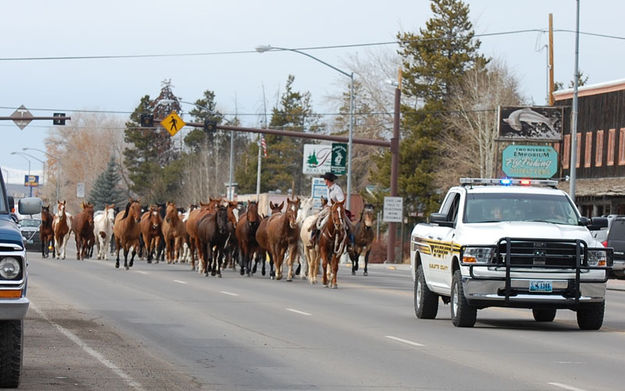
[[371, 0, 487, 217], [123, 80, 183, 203], [235, 75, 322, 195], [88, 156, 127, 210]]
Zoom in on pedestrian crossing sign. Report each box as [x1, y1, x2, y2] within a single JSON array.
[[161, 112, 186, 136]]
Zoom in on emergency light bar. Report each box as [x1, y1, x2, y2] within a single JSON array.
[[460, 178, 558, 187]]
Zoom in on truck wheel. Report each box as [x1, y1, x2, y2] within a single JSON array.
[[532, 308, 556, 322], [450, 270, 477, 327], [414, 265, 438, 319], [576, 301, 605, 330], [0, 320, 23, 388]]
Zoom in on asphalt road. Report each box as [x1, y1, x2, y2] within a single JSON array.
[[19, 249, 625, 390]]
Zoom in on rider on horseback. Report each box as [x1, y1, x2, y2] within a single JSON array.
[[310, 172, 353, 247]]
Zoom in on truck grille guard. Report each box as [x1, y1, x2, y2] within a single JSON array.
[[460, 237, 613, 305]]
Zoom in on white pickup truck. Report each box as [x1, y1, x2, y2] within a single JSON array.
[[410, 178, 612, 330]]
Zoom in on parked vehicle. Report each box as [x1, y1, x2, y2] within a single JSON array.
[[19, 218, 41, 252], [606, 216, 625, 279], [0, 189, 41, 387]]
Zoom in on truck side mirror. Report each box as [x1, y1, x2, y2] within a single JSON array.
[[586, 216, 608, 230], [430, 212, 454, 227]]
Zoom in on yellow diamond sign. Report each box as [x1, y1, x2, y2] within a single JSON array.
[[161, 111, 186, 136]]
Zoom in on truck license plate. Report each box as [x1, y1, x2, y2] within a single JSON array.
[[530, 280, 552, 293]]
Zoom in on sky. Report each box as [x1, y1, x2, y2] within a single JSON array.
[[1, 0, 623, 185]]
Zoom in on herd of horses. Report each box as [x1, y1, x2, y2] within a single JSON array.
[[38, 197, 377, 288]]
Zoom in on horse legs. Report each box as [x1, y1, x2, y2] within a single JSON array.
[[123, 248, 129, 270], [115, 238, 121, 269], [350, 251, 358, 275], [330, 254, 340, 289], [363, 249, 371, 276], [286, 245, 298, 282], [321, 250, 330, 286]]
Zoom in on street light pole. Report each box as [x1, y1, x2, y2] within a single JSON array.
[[11, 152, 32, 197], [255, 44, 355, 210], [23, 147, 61, 202]]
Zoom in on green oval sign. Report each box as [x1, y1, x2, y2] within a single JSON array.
[[502, 145, 558, 178]]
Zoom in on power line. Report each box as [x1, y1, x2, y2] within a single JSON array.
[[0, 29, 622, 62]]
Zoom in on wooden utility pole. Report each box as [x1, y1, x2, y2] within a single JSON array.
[[548, 13, 555, 106]]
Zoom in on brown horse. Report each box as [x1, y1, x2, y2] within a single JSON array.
[[140, 205, 163, 263], [319, 200, 348, 288], [196, 205, 230, 277], [256, 201, 284, 278], [259, 198, 300, 281], [162, 202, 187, 264], [235, 201, 261, 276], [72, 201, 95, 260], [185, 198, 220, 272], [52, 200, 72, 259], [223, 200, 239, 270], [113, 199, 143, 270], [348, 204, 375, 276], [39, 205, 55, 258]]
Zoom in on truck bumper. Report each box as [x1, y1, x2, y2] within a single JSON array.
[[463, 278, 605, 308], [0, 298, 30, 320]]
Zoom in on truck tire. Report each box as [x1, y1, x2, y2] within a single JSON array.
[[414, 265, 438, 319], [576, 301, 605, 330], [450, 270, 477, 327], [532, 308, 556, 322], [0, 320, 23, 388]]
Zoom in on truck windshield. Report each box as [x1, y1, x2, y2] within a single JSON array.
[[464, 193, 579, 225]]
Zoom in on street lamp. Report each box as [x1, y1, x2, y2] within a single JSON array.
[[22, 147, 61, 202], [255, 44, 355, 211], [11, 152, 32, 197]]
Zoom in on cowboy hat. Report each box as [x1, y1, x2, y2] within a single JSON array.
[[321, 172, 337, 181]]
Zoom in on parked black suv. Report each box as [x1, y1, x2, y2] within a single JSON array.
[[606, 216, 625, 279]]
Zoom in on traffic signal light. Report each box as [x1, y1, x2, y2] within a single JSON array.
[[204, 119, 217, 132], [140, 114, 154, 127], [53, 113, 66, 125]]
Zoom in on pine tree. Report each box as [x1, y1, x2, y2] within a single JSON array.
[[123, 80, 183, 203], [88, 156, 127, 210], [370, 0, 487, 217], [235, 75, 322, 195]]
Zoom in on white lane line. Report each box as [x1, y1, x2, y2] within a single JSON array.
[[30, 303, 146, 391], [286, 308, 311, 316], [385, 335, 424, 347], [548, 382, 588, 391], [173, 280, 187, 285], [220, 291, 239, 296], [135, 271, 149, 275]]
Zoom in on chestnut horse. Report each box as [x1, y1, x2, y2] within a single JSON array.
[[235, 201, 261, 276], [255, 201, 284, 278], [113, 199, 142, 270], [72, 201, 95, 260], [259, 198, 300, 281], [39, 205, 55, 258], [140, 205, 163, 263], [52, 200, 72, 259], [196, 205, 230, 277], [162, 202, 187, 264], [319, 200, 348, 288], [348, 204, 376, 276], [185, 198, 220, 272]]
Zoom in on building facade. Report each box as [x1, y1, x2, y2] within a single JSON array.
[[554, 79, 625, 217]]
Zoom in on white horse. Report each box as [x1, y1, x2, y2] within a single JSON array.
[[93, 204, 115, 260], [297, 197, 319, 282], [52, 200, 72, 259]]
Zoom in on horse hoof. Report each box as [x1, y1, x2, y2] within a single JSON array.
[[125, 266, 129, 270], [115, 263, 119, 269], [363, 271, 368, 276], [332, 285, 338, 289], [352, 270, 355, 275]]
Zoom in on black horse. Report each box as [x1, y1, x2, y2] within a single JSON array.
[[196, 205, 230, 277], [235, 201, 262, 276], [348, 204, 375, 276]]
